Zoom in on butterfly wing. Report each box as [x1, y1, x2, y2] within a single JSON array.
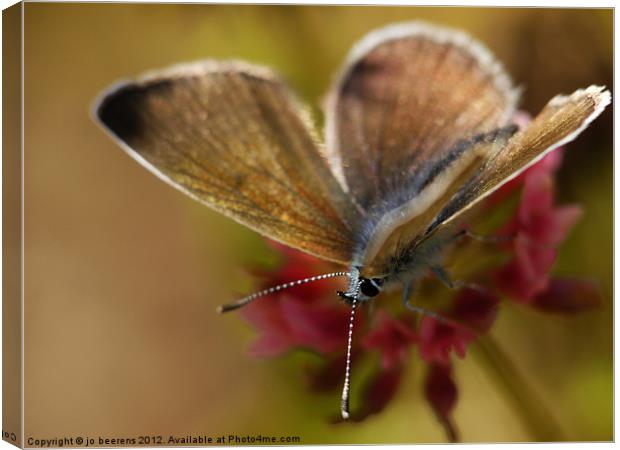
[[357, 126, 518, 270], [94, 61, 358, 264], [428, 85, 611, 234], [365, 85, 610, 276], [325, 22, 609, 275], [324, 21, 520, 211]]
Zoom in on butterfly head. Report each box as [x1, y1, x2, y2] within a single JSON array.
[[336, 276, 385, 304]]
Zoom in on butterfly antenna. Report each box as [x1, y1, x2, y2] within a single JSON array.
[[217, 271, 350, 313], [341, 296, 358, 420]]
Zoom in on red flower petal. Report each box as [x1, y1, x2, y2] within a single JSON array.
[[526, 146, 565, 176], [363, 311, 417, 370], [494, 234, 556, 302], [242, 298, 298, 357], [452, 287, 499, 333], [417, 317, 475, 365], [425, 363, 459, 442], [242, 294, 352, 357], [349, 366, 403, 422], [545, 205, 583, 246], [517, 171, 582, 246], [241, 239, 353, 357], [282, 296, 351, 354], [249, 331, 297, 357], [492, 137, 582, 305], [518, 172, 555, 228], [531, 278, 602, 314]]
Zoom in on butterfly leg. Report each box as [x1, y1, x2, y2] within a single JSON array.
[[453, 229, 515, 244], [431, 266, 459, 289], [482, 230, 559, 249], [431, 266, 486, 293], [402, 281, 479, 336], [455, 229, 556, 250], [402, 282, 455, 325]]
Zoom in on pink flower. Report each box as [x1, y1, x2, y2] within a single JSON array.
[[493, 149, 583, 302], [418, 319, 471, 364], [363, 311, 417, 370], [530, 278, 602, 314], [418, 288, 497, 365], [240, 243, 355, 357], [351, 366, 403, 422], [452, 287, 499, 333], [241, 294, 352, 356], [425, 363, 458, 442]]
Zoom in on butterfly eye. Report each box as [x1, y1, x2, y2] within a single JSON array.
[[359, 278, 381, 297], [372, 278, 385, 286]]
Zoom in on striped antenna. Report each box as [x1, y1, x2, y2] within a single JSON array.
[[340, 278, 361, 420], [341, 296, 358, 420], [217, 271, 350, 313]]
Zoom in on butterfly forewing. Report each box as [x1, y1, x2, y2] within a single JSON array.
[[428, 85, 611, 234], [95, 61, 357, 264], [325, 22, 520, 210]]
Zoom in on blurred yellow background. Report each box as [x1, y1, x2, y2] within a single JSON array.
[[23, 4, 612, 443]]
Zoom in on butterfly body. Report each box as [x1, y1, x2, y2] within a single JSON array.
[[342, 220, 455, 303], [93, 21, 610, 419]]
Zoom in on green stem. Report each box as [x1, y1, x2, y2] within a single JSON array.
[[472, 335, 566, 441]]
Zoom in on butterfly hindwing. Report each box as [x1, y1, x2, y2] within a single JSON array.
[[95, 61, 358, 264], [324, 21, 520, 211]]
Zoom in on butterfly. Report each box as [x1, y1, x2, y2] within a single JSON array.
[[93, 21, 610, 419]]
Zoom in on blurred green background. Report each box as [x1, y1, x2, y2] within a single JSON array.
[[23, 4, 612, 443]]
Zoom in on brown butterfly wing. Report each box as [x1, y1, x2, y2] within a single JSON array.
[[94, 61, 358, 264], [356, 126, 517, 274], [428, 85, 611, 234], [324, 22, 520, 211]]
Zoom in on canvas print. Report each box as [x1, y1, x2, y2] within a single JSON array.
[[3, 3, 613, 446]]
